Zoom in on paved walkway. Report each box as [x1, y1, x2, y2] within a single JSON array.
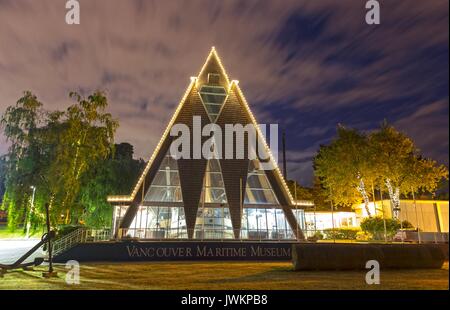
[[0, 239, 45, 265]]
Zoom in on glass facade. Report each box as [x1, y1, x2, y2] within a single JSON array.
[[194, 207, 234, 239], [240, 208, 295, 240], [114, 155, 303, 240], [199, 85, 227, 122], [244, 160, 279, 205], [200, 159, 227, 203], [195, 159, 234, 239], [116, 205, 304, 240], [144, 153, 183, 202], [293, 209, 306, 231], [238, 160, 298, 240], [124, 206, 188, 239], [113, 205, 128, 236]]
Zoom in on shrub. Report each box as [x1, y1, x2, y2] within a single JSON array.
[[401, 220, 414, 229], [56, 224, 84, 238], [323, 228, 360, 240], [307, 231, 324, 242], [356, 231, 372, 241], [360, 216, 402, 240]]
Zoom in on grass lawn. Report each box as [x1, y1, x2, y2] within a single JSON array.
[[0, 261, 448, 290], [0, 225, 25, 239], [0, 225, 44, 239]]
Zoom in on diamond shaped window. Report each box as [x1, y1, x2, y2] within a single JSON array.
[[199, 85, 227, 122]]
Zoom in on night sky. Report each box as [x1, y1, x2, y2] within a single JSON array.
[[0, 0, 448, 186]]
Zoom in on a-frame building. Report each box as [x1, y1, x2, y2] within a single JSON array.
[[108, 48, 305, 241]]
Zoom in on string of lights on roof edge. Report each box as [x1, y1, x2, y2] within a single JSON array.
[[107, 78, 196, 203], [231, 82, 296, 206], [107, 47, 295, 205], [196, 46, 231, 89]]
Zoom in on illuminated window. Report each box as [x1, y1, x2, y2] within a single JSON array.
[[200, 159, 228, 204], [244, 160, 279, 205], [127, 206, 188, 239], [199, 85, 227, 122], [292, 209, 306, 231], [240, 208, 295, 240], [208, 73, 220, 85], [194, 207, 234, 239], [144, 152, 183, 202], [194, 159, 233, 239]]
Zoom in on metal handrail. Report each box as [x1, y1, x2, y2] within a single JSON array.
[[52, 228, 112, 256]]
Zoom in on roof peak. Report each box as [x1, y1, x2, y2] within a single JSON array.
[[196, 47, 231, 88]]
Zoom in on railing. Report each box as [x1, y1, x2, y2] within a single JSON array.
[[301, 228, 449, 243], [118, 228, 298, 241], [393, 231, 449, 243], [52, 228, 112, 256]]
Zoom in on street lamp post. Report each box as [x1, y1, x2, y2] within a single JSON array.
[[42, 202, 58, 278], [25, 186, 36, 239]]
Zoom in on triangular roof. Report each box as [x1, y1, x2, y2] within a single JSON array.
[[107, 47, 294, 206]]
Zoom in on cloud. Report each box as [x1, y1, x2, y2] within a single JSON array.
[[0, 0, 448, 187], [395, 99, 449, 166]]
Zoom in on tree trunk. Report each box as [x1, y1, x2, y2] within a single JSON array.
[[371, 182, 377, 215], [385, 179, 400, 219], [65, 208, 70, 225], [357, 176, 371, 217]]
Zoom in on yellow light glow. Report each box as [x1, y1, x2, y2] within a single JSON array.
[[231, 80, 296, 205], [107, 195, 132, 202], [294, 200, 315, 206], [107, 78, 197, 203], [196, 47, 231, 89]]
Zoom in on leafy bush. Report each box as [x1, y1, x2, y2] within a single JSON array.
[[401, 220, 414, 229], [323, 228, 360, 240], [56, 224, 84, 238], [360, 216, 407, 240], [307, 231, 324, 242], [356, 231, 372, 241]]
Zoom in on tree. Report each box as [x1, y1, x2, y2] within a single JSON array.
[[44, 91, 118, 224], [287, 178, 331, 211], [1, 91, 119, 230], [434, 179, 449, 200], [407, 156, 448, 196], [287, 180, 313, 201], [369, 123, 448, 218], [0, 156, 6, 202], [314, 126, 377, 216], [313, 123, 448, 219], [311, 177, 331, 211], [78, 143, 144, 228], [0, 91, 46, 230]]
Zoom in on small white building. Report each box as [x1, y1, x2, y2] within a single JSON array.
[[303, 211, 358, 237], [353, 200, 449, 233], [299, 200, 449, 236]]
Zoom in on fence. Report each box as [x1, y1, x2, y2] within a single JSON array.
[[52, 228, 111, 256], [117, 228, 297, 241], [51, 227, 448, 256], [302, 228, 449, 244]]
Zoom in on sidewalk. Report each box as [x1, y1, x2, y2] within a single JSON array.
[[0, 239, 45, 265]]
